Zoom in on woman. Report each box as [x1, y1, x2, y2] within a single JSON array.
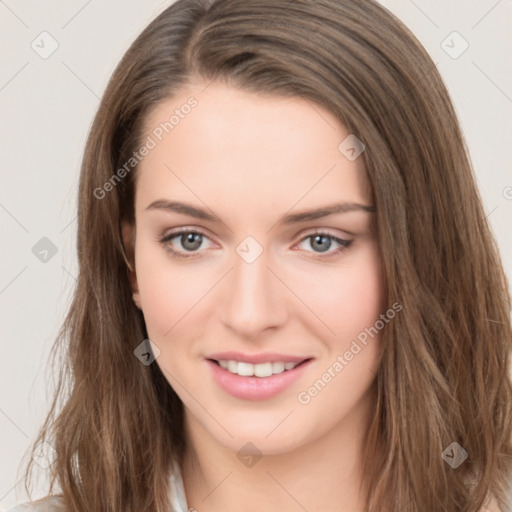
[[9, 0, 512, 511]]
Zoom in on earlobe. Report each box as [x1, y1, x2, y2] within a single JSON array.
[[121, 220, 142, 310], [132, 291, 142, 310]]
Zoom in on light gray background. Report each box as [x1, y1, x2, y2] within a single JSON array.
[[1, 1, 511, 509]]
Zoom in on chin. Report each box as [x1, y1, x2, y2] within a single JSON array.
[[225, 430, 304, 457]]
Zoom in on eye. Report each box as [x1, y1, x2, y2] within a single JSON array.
[[295, 231, 352, 259], [159, 229, 212, 259]]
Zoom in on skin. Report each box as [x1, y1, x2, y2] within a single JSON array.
[[122, 81, 385, 512]]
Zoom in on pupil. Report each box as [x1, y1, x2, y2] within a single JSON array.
[[183, 233, 202, 250], [312, 235, 330, 253]]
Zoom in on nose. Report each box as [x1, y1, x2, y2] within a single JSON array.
[[220, 244, 288, 340]]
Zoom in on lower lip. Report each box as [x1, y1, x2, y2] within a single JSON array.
[[206, 359, 313, 401]]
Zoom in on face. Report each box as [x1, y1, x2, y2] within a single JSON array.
[[122, 81, 385, 456]]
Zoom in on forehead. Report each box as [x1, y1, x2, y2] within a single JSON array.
[[136, 82, 371, 214]]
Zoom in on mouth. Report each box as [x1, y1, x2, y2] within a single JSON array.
[[205, 356, 315, 401]]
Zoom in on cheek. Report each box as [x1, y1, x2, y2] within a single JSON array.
[[341, 257, 383, 333], [293, 246, 384, 340], [135, 243, 209, 340]]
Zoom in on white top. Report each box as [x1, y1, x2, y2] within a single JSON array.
[[169, 457, 189, 511], [5, 458, 188, 512]]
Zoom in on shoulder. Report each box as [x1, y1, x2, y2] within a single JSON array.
[[5, 496, 64, 512]]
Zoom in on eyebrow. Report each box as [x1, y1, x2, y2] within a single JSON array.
[[145, 199, 375, 225]]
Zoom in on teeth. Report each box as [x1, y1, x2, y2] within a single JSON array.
[[215, 360, 302, 377], [272, 362, 285, 374], [254, 362, 273, 377], [237, 362, 254, 376]]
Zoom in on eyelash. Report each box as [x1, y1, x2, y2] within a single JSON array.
[[158, 228, 353, 260]]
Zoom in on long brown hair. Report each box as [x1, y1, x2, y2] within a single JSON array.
[[17, 1, 512, 511]]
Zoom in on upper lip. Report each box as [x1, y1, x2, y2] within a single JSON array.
[[207, 351, 312, 364]]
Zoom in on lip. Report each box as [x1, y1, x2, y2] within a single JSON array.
[[207, 351, 309, 364], [206, 357, 314, 401]]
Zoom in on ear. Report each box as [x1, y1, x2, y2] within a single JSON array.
[[121, 220, 142, 310]]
